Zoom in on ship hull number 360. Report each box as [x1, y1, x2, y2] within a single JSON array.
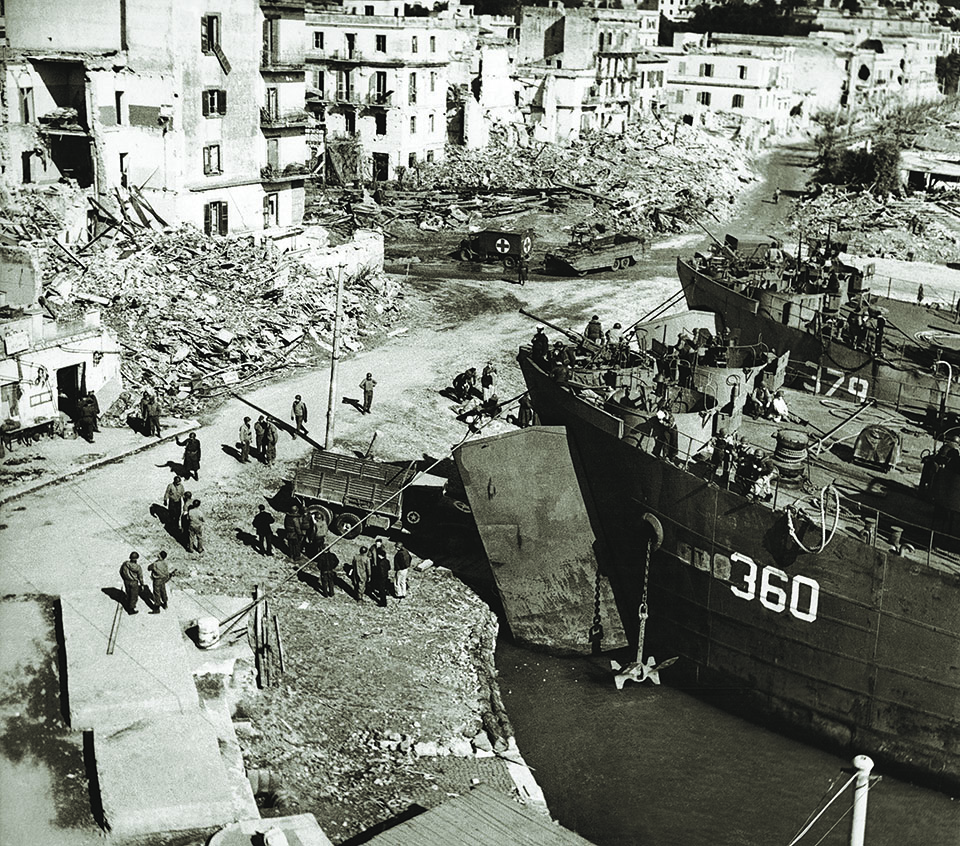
[[675, 543, 821, 623]]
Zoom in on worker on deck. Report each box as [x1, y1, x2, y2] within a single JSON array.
[[585, 315, 604, 344], [532, 326, 550, 365], [768, 391, 790, 423]]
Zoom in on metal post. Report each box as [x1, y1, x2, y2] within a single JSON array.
[[324, 265, 345, 449], [849, 755, 874, 846]]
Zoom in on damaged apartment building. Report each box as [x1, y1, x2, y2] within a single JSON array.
[[2, 0, 309, 238]]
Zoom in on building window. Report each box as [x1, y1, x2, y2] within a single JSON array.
[[426, 150, 434, 163], [204, 201, 228, 235], [119, 152, 129, 187], [336, 69, 353, 100], [732, 93, 744, 109], [115, 91, 125, 125], [411, 35, 418, 53], [699, 63, 713, 78], [696, 91, 711, 105], [409, 72, 417, 104], [376, 34, 386, 52], [265, 87, 279, 119], [375, 112, 387, 135], [203, 144, 222, 175], [738, 64, 747, 80], [266, 137, 279, 169], [410, 115, 417, 133], [201, 14, 221, 54], [202, 89, 227, 116], [674, 89, 684, 104], [314, 70, 324, 93], [365, 4, 374, 14], [677, 62, 686, 75], [408, 152, 417, 168], [430, 35, 436, 52], [19, 87, 34, 124], [344, 111, 356, 134], [264, 192, 279, 228], [314, 31, 323, 49], [430, 71, 436, 92], [429, 113, 435, 132]]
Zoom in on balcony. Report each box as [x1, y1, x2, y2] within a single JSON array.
[[261, 162, 312, 183], [260, 107, 310, 128], [317, 49, 366, 64], [333, 90, 361, 104], [364, 91, 395, 107], [261, 51, 306, 72], [259, 0, 305, 10]]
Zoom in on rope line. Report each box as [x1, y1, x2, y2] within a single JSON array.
[[785, 772, 856, 846]]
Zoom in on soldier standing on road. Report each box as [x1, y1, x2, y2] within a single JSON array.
[[176, 432, 202, 481], [163, 475, 186, 531], [394, 541, 412, 599], [145, 393, 161, 437], [239, 417, 252, 463], [318, 548, 337, 597], [263, 418, 278, 465], [352, 545, 370, 602], [284, 504, 304, 560], [120, 552, 144, 615], [75, 394, 95, 443], [87, 391, 101, 433], [371, 539, 390, 606], [918, 283, 925, 305], [180, 489, 193, 542], [148, 551, 172, 613], [186, 499, 205, 553], [253, 504, 275, 555], [291, 395, 308, 438], [254, 416, 267, 463], [518, 256, 529, 286], [359, 373, 377, 414]]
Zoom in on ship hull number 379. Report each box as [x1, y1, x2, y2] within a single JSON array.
[[674, 543, 821, 623]]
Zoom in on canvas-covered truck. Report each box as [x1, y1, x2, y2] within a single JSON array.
[[290, 450, 418, 538], [457, 229, 533, 268]]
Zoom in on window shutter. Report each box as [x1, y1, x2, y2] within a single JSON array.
[[220, 203, 229, 235], [203, 146, 210, 173], [203, 203, 211, 235], [201, 17, 209, 53], [202, 93, 210, 117], [218, 90, 227, 115]]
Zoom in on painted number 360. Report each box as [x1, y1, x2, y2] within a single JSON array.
[[729, 553, 820, 623]]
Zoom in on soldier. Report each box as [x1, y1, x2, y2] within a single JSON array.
[[291, 395, 308, 438], [585, 315, 604, 344], [185, 499, 205, 553], [318, 548, 338, 597], [145, 392, 161, 437], [180, 489, 193, 542], [370, 539, 390, 606], [518, 256, 529, 286], [176, 432, 201, 481], [239, 417, 253, 463], [481, 362, 497, 403], [452, 367, 477, 402], [351, 545, 370, 602], [254, 415, 267, 463], [359, 373, 377, 414], [120, 551, 144, 614], [518, 394, 534, 428], [87, 391, 101, 433], [394, 541, 412, 599], [531, 326, 549, 365], [148, 551, 173, 613], [284, 504, 304, 560], [253, 504, 275, 555], [163, 475, 186, 532], [263, 418, 278, 465]]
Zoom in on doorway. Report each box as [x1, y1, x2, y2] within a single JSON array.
[[57, 364, 83, 419], [372, 153, 389, 182]]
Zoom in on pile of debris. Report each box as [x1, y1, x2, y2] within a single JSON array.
[[787, 184, 960, 263], [306, 121, 757, 242], [48, 227, 402, 418]]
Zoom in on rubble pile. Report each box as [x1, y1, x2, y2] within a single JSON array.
[[54, 227, 402, 417], [306, 122, 758, 241], [787, 185, 960, 263]]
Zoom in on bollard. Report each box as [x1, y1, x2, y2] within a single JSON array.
[[849, 754, 874, 846], [889, 525, 903, 552]]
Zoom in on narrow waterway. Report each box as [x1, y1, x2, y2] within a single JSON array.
[[493, 144, 960, 846]]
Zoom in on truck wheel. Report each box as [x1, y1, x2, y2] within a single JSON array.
[[504, 257, 518, 270], [611, 258, 622, 271], [310, 505, 334, 528], [334, 513, 363, 538]]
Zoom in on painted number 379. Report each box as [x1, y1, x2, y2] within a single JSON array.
[[729, 553, 820, 623]]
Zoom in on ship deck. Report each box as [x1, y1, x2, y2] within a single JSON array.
[[677, 387, 960, 577]]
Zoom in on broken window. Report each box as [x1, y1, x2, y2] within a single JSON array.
[[263, 192, 279, 228], [119, 152, 129, 187], [732, 93, 744, 109], [204, 201, 228, 235], [344, 111, 356, 134], [375, 112, 387, 135], [408, 152, 417, 168], [426, 150, 434, 163], [376, 34, 386, 52], [203, 144, 222, 175], [696, 91, 711, 105], [201, 14, 221, 54], [409, 72, 417, 104], [19, 87, 34, 124], [202, 89, 227, 116]]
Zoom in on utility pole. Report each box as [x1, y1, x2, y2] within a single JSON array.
[[324, 265, 345, 449]]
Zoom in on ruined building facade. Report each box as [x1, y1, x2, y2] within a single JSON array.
[[2, 0, 308, 236]]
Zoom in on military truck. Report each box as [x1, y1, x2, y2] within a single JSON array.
[[544, 232, 644, 275], [457, 229, 533, 269]]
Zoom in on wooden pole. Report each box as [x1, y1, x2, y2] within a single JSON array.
[[325, 265, 345, 449], [273, 615, 285, 675]]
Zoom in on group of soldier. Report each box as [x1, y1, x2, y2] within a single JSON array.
[[118, 549, 175, 615]]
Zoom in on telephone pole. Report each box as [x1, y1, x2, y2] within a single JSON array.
[[324, 265, 345, 449]]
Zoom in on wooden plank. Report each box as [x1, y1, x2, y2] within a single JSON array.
[[51, 236, 88, 270]]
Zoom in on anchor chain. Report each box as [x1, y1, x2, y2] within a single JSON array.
[[589, 565, 604, 653], [637, 535, 652, 659]]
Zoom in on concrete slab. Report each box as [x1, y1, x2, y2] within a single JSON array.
[[96, 711, 237, 838], [60, 589, 198, 731], [199, 691, 260, 822], [208, 813, 334, 846]]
